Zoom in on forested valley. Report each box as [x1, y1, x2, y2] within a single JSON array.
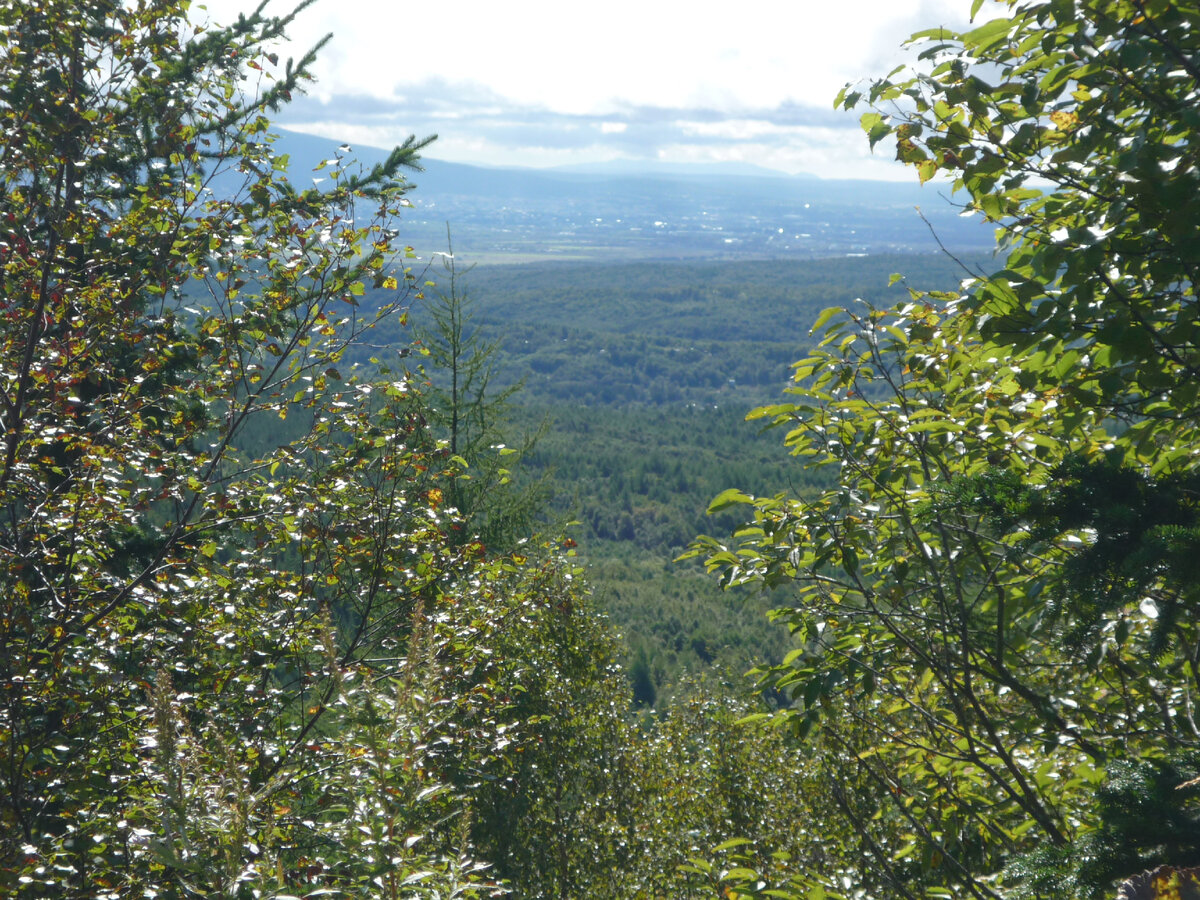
[[2, 1, 1199, 899], [389, 254, 991, 698]]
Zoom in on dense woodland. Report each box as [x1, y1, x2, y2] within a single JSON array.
[[2, 1, 1199, 899], [394, 254, 991, 691]]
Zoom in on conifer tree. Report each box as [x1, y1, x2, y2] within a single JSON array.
[[417, 229, 551, 549]]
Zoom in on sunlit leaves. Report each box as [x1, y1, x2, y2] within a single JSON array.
[[0, 1, 630, 890], [699, 2, 1200, 896], [0, 0, 481, 895], [839, 0, 1200, 435]]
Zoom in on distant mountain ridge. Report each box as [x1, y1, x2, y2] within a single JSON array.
[[545, 158, 812, 179], [269, 128, 993, 262], [273, 128, 884, 197]]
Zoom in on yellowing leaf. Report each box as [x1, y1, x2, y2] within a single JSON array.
[[1049, 110, 1079, 131]]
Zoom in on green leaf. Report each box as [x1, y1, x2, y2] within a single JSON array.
[[708, 489, 754, 513], [713, 837, 754, 852], [721, 867, 760, 882], [810, 306, 843, 335]]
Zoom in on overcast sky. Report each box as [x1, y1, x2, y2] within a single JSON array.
[[195, 0, 980, 180]]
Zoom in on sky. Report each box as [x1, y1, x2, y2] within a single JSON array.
[[193, 0, 981, 180]]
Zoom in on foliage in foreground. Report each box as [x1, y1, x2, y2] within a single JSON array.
[[0, 1, 623, 896], [0, 2, 864, 898], [693, 0, 1200, 897]]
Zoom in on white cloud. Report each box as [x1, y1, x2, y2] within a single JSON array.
[[676, 119, 793, 141], [654, 128, 916, 181], [198, 0, 975, 111], [194, 0, 984, 177]]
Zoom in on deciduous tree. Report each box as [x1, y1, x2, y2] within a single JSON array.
[[693, 1, 1200, 896], [0, 1, 603, 896]]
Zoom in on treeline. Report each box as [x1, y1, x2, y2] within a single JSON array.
[[389, 254, 987, 688], [388, 254, 993, 406], [5, 2, 1199, 900]]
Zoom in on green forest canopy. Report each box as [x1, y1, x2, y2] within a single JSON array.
[[1, 0, 1198, 898]]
